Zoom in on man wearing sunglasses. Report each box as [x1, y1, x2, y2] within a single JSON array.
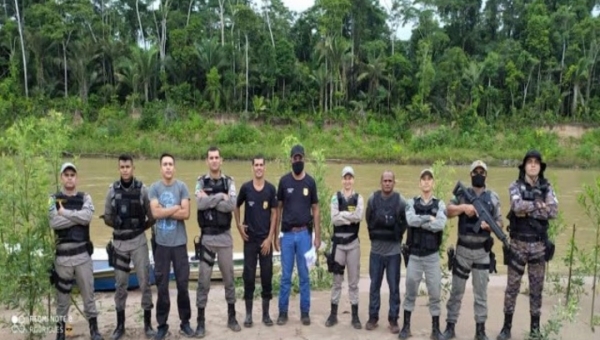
[[442, 160, 503, 340]]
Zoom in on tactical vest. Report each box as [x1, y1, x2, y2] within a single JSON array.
[[112, 179, 146, 231], [332, 191, 360, 244], [407, 197, 442, 256], [458, 189, 492, 237], [368, 191, 402, 241], [509, 179, 549, 237], [197, 175, 232, 235], [54, 192, 90, 244]]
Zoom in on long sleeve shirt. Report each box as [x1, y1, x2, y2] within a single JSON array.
[[405, 196, 447, 233], [509, 180, 559, 220], [195, 173, 237, 247]]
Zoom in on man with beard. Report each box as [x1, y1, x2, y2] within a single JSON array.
[[442, 160, 503, 340], [234, 155, 278, 327]]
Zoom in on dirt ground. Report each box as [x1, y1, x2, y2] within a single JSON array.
[[1, 275, 598, 340]]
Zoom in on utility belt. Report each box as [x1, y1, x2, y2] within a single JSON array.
[[449, 237, 497, 274], [201, 226, 229, 235], [106, 240, 132, 273], [457, 237, 493, 252], [510, 233, 547, 243], [503, 236, 555, 267], [331, 233, 358, 245], [113, 228, 146, 241], [194, 235, 216, 267], [55, 242, 93, 257]]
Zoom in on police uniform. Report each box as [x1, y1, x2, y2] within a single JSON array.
[[195, 173, 240, 336], [326, 168, 364, 329], [443, 161, 502, 340], [49, 163, 103, 340], [400, 169, 447, 340], [497, 150, 558, 340], [102, 178, 156, 339]]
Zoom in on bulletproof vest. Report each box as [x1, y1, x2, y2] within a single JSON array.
[[112, 179, 146, 230], [458, 188, 492, 237], [509, 179, 549, 236], [333, 191, 360, 236], [53, 192, 90, 244], [407, 197, 442, 254], [197, 175, 232, 234], [368, 191, 402, 241]]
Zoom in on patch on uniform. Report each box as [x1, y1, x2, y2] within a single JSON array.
[[348, 205, 356, 212], [48, 196, 55, 211], [263, 201, 268, 209], [303, 188, 308, 196], [331, 195, 337, 203]]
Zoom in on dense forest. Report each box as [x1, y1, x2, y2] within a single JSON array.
[[0, 0, 600, 124]]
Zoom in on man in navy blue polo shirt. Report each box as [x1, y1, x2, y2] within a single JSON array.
[[274, 144, 321, 327]]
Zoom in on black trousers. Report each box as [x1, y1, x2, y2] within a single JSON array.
[[155, 244, 191, 327], [243, 237, 273, 301]]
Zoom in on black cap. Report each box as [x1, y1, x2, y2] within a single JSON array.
[[290, 144, 305, 157], [519, 149, 546, 173]]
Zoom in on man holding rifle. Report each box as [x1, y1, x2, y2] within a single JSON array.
[[442, 160, 503, 340]]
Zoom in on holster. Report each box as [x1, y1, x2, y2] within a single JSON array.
[[86, 241, 94, 256], [484, 237, 494, 253], [49, 264, 58, 286], [401, 243, 410, 267], [502, 244, 511, 266], [447, 246, 455, 271], [151, 228, 157, 257], [326, 242, 345, 275], [489, 251, 497, 273], [544, 239, 555, 262], [106, 240, 115, 268], [195, 235, 215, 267]]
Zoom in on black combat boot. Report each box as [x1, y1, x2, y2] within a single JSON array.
[[143, 310, 156, 338], [442, 322, 455, 339], [89, 317, 104, 340], [431, 316, 443, 340], [276, 311, 288, 325], [227, 303, 241, 332], [110, 310, 125, 340], [56, 321, 66, 340], [351, 304, 361, 329], [530, 315, 541, 339], [154, 324, 169, 340], [262, 299, 273, 326], [325, 303, 338, 327], [497, 313, 513, 340], [399, 310, 411, 339], [244, 299, 253, 327], [195, 308, 205, 338], [475, 322, 489, 340], [301, 312, 311, 326]]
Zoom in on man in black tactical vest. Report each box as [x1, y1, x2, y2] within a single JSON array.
[[102, 155, 156, 339], [399, 168, 447, 340], [49, 162, 103, 340], [325, 166, 364, 329], [365, 170, 408, 335], [442, 160, 503, 340], [195, 146, 240, 337]]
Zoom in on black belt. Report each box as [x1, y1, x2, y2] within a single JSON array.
[[410, 248, 438, 257], [55, 243, 88, 257], [201, 226, 229, 235], [511, 233, 546, 243], [290, 226, 307, 232], [457, 238, 485, 250], [332, 234, 358, 245], [113, 228, 146, 241]]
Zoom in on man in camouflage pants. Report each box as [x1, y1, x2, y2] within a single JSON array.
[[497, 150, 558, 340]]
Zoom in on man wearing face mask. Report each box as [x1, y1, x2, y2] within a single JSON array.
[[325, 166, 364, 329], [497, 150, 558, 340], [442, 161, 503, 340], [274, 144, 321, 326], [365, 170, 408, 335]]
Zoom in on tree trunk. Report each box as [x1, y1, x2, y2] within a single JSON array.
[[245, 33, 249, 113], [263, 0, 275, 47], [62, 42, 68, 98], [186, 0, 194, 27], [219, 0, 225, 46], [572, 83, 579, 116], [14, 0, 28, 97], [136, 0, 146, 47]]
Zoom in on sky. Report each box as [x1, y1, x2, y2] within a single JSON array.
[[280, 0, 415, 40]]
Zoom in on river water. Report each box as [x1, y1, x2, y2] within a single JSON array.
[[73, 158, 598, 274]]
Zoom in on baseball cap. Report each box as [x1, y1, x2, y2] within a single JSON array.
[[60, 162, 77, 174], [290, 144, 305, 157], [341, 166, 355, 177], [470, 160, 487, 172], [419, 168, 434, 178]]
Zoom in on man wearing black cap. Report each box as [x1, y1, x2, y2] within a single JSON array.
[[442, 160, 503, 340], [325, 166, 364, 329], [399, 168, 446, 340], [274, 144, 321, 326], [49, 162, 103, 340], [497, 150, 558, 340]]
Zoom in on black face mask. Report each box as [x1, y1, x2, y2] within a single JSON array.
[[471, 173, 486, 188], [292, 161, 304, 175]]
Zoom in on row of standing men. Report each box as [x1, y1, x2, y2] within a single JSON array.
[[47, 145, 558, 340]]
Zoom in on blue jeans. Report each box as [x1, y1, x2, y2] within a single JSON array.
[[368, 252, 401, 322], [278, 229, 312, 313]]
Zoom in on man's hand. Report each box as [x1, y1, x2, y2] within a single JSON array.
[[274, 237, 280, 252], [260, 237, 272, 256], [238, 225, 249, 242], [463, 204, 478, 218], [222, 193, 229, 201], [314, 235, 321, 250], [196, 190, 208, 198], [429, 216, 436, 222], [481, 221, 491, 231], [57, 201, 65, 216], [535, 200, 547, 210]]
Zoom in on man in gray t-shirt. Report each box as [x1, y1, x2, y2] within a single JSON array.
[[148, 153, 193, 340]]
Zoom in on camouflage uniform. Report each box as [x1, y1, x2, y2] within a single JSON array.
[[498, 151, 558, 340]]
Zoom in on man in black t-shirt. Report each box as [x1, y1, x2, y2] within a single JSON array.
[[274, 144, 321, 327], [234, 155, 278, 328]]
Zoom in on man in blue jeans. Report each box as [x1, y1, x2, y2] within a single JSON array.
[[274, 144, 322, 326], [365, 170, 407, 334]]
